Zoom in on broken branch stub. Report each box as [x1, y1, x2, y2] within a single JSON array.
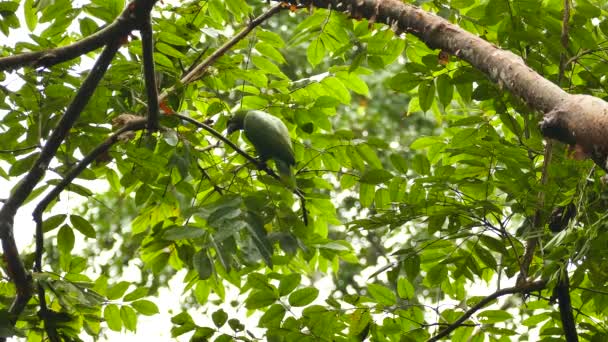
[[540, 94, 608, 171]]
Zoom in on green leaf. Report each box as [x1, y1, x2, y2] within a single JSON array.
[[245, 289, 277, 310], [24, 0, 37, 31], [244, 212, 274, 268], [123, 287, 148, 302], [162, 226, 204, 240], [131, 300, 159, 316], [359, 169, 393, 184], [255, 42, 286, 64], [120, 306, 137, 332], [307, 37, 325, 67], [228, 318, 244, 332], [158, 31, 188, 46], [156, 42, 186, 59], [359, 183, 374, 208], [397, 277, 415, 299], [57, 225, 75, 255], [104, 304, 122, 331], [418, 80, 435, 112], [336, 71, 369, 96], [348, 309, 371, 337], [43, 214, 66, 233], [259, 303, 286, 328], [477, 310, 513, 323], [357, 144, 382, 169], [389, 72, 421, 92], [390, 153, 408, 173], [426, 264, 447, 286], [193, 249, 213, 280], [107, 281, 130, 300], [288, 287, 319, 307], [69, 215, 96, 238], [278, 274, 301, 296], [79, 17, 98, 37], [212, 309, 228, 328], [436, 74, 453, 106], [367, 283, 396, 306], [403, 254, 421, 279]]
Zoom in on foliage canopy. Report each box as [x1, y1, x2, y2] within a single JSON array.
[[1, 0, 608, 341]]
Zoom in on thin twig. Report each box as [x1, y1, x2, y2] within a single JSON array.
[[518, 139, 553, 284], [428, 280, 546, 342], [173, 113, 308, 224], [158, 3, 285, 103], [0, 145, 39, 153]]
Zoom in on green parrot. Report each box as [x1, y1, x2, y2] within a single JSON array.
[[227, 110, 296, 188]]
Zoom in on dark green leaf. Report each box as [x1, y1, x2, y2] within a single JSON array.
[[212, 309, 228, 328]]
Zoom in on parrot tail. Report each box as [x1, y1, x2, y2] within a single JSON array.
[[275, 159, 296, 189]]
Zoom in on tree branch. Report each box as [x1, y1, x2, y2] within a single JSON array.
[[29, 118, 146, 341], [140, 13, 160, 132], [0, 0, 158, 72], [32, 118, 147, 268], [427, 280, 546, 342], [0, 38, 121, 330], [172, 113, 308, 224], [158, 3, 285, 103], [277, 0, 608, 172]]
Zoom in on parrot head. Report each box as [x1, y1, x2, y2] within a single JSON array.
[[226, 111, 247, 135]]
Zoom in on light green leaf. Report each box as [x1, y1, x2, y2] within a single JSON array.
[[307, 37, 325, 67], [288, 287, 319, 307], [132, 300, 159, 316], [104, 304, 122, 331], [367, 283, 396, 306]]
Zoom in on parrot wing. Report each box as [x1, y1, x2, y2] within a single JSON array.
[[243, 110, 295, 166]]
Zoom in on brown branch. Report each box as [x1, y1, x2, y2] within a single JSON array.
[[280, 0, 569, 112], [32, 118, 147, 264], [427, 280, 546, 342], [0, 0, 158, 72], [0, 38, 122, 332], [30, 119, 146, 339], [140, 13, 160, 133], [158, 3, 285, 103]]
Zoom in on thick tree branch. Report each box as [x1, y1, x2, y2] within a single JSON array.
[[0, 38, 121, 329], [32, 118, 147, 270], [0, 0, 158, 72], [1, 39, 122, 234], [140, 14, 160, 132], [30, 118, 146, 342], [428, 280, 546, 342], [278, 0, 608, 172], [158, 3, 285, 103]]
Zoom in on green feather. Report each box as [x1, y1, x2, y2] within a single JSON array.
[[228, 110, 296, 188]]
